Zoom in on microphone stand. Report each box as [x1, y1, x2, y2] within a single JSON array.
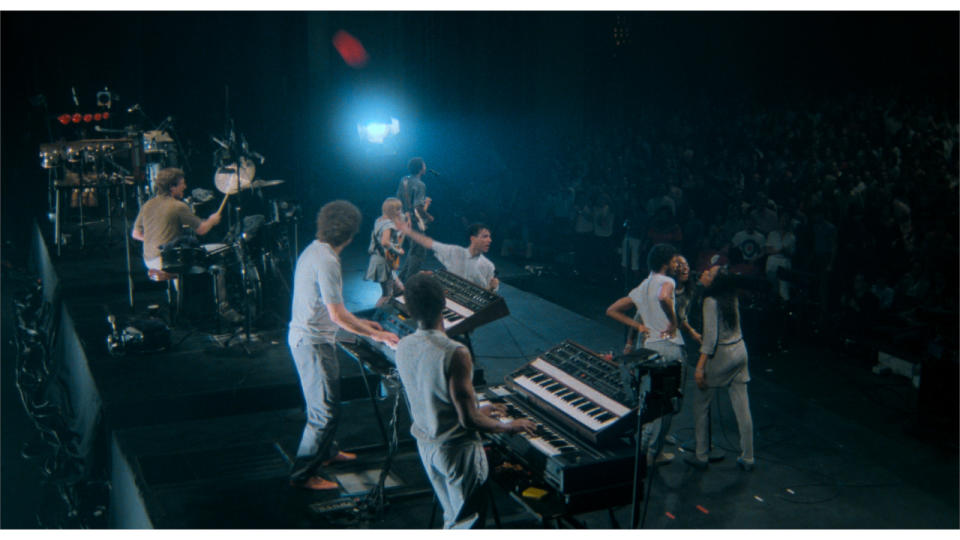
[[163, 117, 192, 174], [617, 350, 672, 529]]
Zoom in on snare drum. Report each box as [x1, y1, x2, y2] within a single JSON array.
[[161, 246, 208, 274]]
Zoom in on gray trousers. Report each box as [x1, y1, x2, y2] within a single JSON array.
[[693, 342, 754, 463], [641, 340, 685, 461], [288, 339, 341, 482], [417, 439, 489, 529]]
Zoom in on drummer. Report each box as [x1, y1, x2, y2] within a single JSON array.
[[132, 167, 222, 271]]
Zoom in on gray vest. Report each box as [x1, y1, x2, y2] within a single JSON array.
[[396, 329, 478, 445]]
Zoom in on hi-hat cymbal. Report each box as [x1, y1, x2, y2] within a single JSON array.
[[250, 179, 285, 188]]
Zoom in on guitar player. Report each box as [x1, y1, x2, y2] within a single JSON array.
[[397, 157, 432, 282], [365, 197, 406, 307]]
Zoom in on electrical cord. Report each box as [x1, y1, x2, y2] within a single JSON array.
[[12, 281, 105, 528]]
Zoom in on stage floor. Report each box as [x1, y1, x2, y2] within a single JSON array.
[[1, 218, 956, 529]]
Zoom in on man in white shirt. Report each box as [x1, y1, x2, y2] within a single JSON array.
[[288, 200, 399, 490], [606, 243, 684, 466], [394, 220, 499, 292]]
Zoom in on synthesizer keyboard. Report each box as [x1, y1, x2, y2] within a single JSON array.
[[351, 269, 509, 363], [506, 341, 653, 445], [393, 269, 508, 336], [482, 385, 636, 512], [349, 304, 418, 362]]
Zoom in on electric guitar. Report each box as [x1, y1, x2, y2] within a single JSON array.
[[384, 229, 405, 270]]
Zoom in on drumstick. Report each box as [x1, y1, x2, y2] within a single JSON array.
[[216, 192, 231, 215]]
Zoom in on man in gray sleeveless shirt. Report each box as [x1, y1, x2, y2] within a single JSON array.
[[606, 243, 684, 466], [288, 200, 400, 490], [396, 272, 534, 528]]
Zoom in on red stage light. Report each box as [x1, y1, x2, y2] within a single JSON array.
[[83, 113, 94, 123], [102, 112, 110, 120], [94, 113, 103, 121], [58, 114, 72, 125], [72, 113, 82, 123], [332, 30, 369, 68]]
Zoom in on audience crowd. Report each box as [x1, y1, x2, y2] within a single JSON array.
[[456, 90, 958, 356]]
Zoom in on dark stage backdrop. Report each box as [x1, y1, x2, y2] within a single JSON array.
[[2, 11, 957, 249]]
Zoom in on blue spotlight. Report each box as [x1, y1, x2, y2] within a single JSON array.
[[358, 117, 400, 144]]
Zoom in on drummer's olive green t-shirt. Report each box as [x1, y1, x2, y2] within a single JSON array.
[[133, 194, 202, 260]]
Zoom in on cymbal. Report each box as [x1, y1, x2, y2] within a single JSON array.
[[250, 179, 285, 188], [214, 158, 256, 194]]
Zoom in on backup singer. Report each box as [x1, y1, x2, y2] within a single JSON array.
[[395, 272, 535, 528], [606, 243, 684, 466], [288, 200, 400, 490], [394, 219, 499, 292], [131, 167, 221, 270], [685, 270, 755, 471], [364, 197, 405, 307]]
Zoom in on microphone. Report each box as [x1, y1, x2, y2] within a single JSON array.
[[127, 104, 141, 114], [427, 169, 441, 176], [249, 151, 265, 165], [71, 87, 79, 107]]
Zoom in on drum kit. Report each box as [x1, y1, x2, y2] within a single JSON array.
[[163, 132, 297, 335], [160, 172, 299, 335], [39, 103, 300, 332]]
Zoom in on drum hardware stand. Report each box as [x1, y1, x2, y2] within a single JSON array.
[[78, 185, 87, 248], [360, 377, 405, 520], [208, 263, 226, 335], [103, 156, 133, 237], [334, 370, 418, 524], [287, 204, 301, 270], [55, 182, 63, 257], [47, 168, 59, 225], [122, 180, 135, 308], [234, 223, 256, 344]]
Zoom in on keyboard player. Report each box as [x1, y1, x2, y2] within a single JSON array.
[[393, 219, 500, 383], [393, 219, 499, 292], [395, 272, 535, 529], [287, 201, 399, 491]]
